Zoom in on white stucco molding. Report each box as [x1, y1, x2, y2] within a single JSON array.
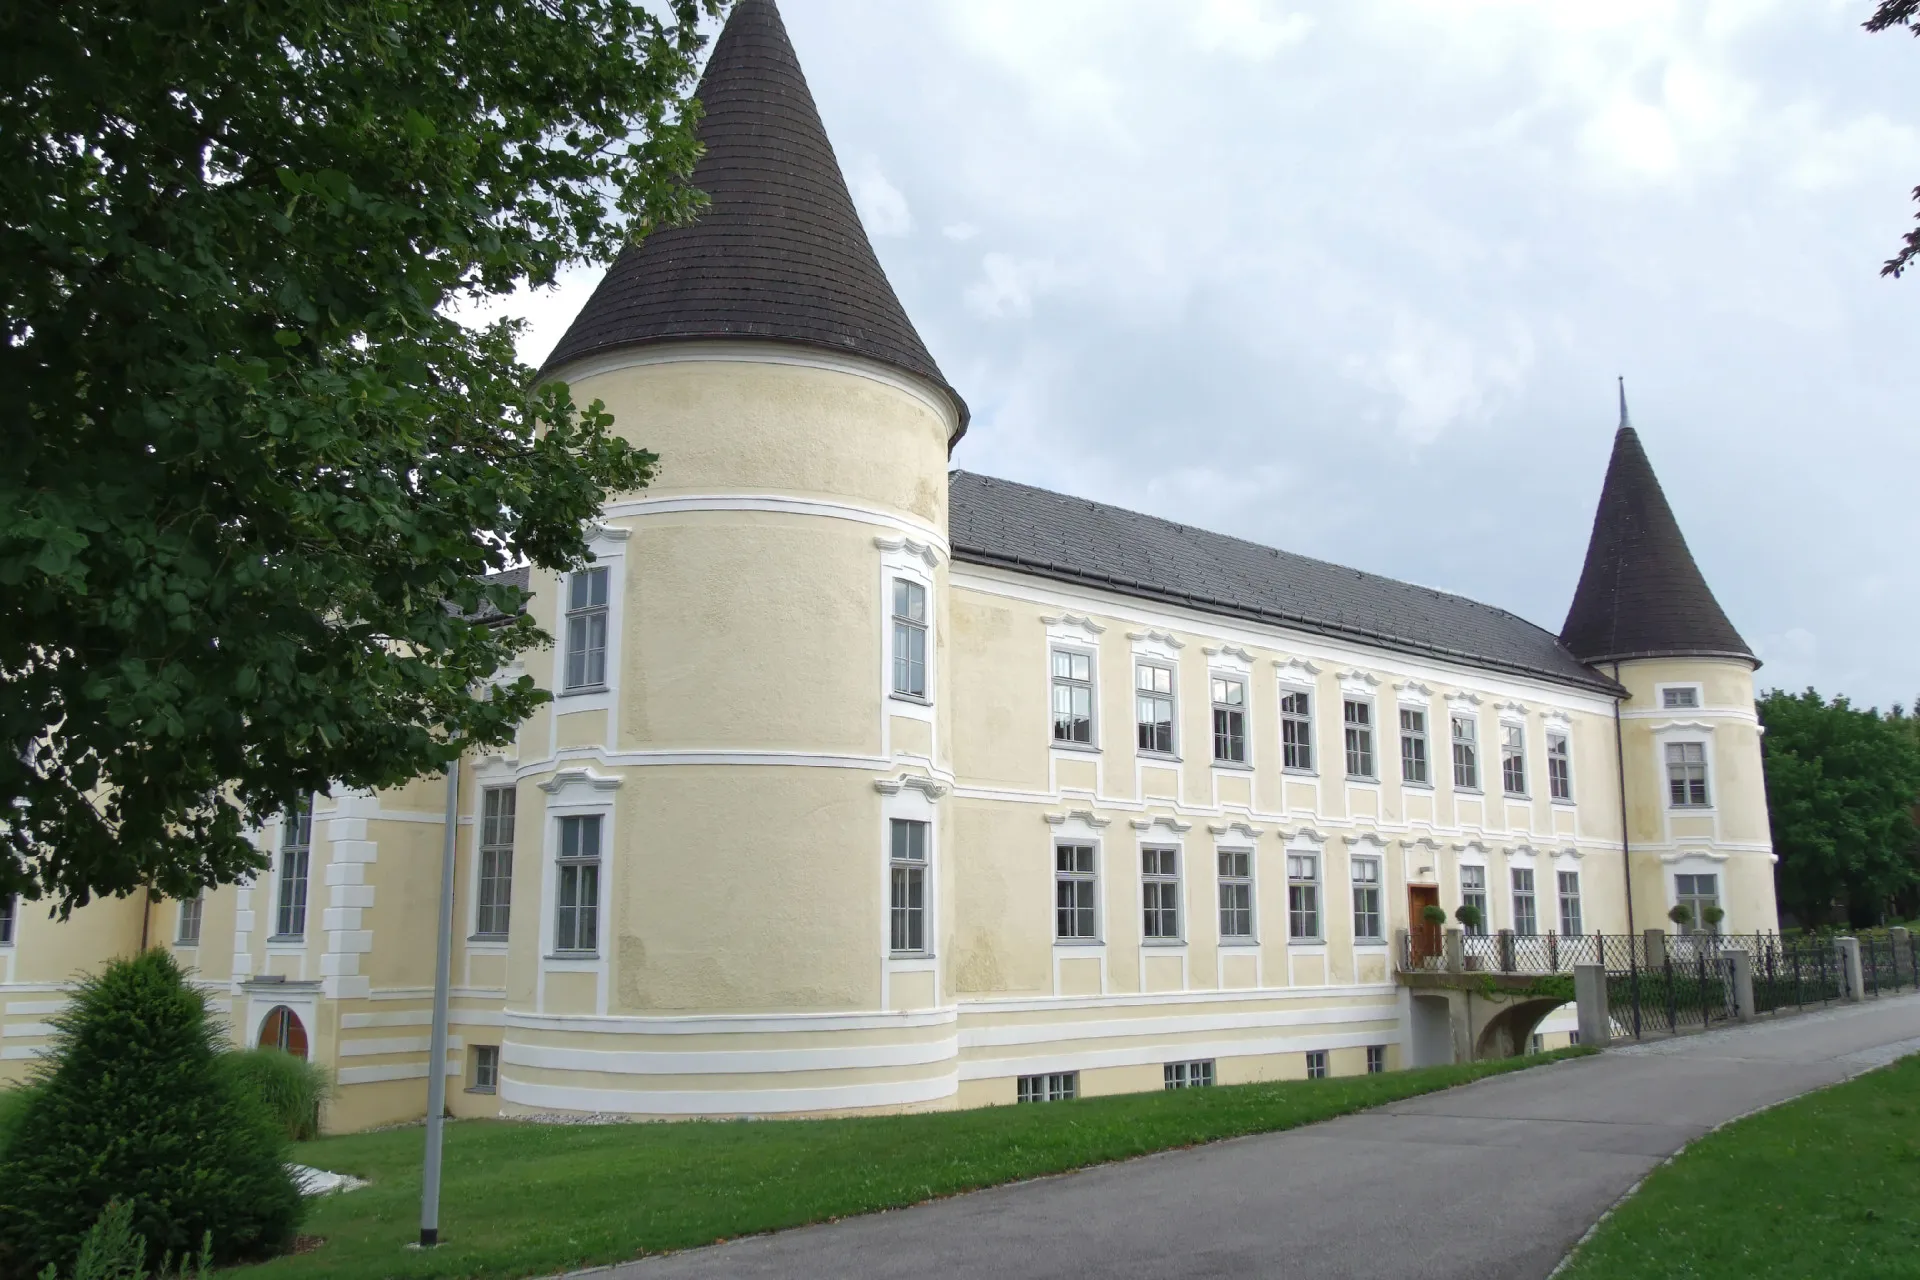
[[1505, 843, 1540, 863], [1282, 825, 1329, 846], [1040, 612, 1107, 638], [1272, 658, 1321, 685], [873, 534, 942, 569], [538, 767, 624, 797], [586, 522, 632, 544], [1555, 846, 1584, 864], [1659, 849, 1731, 864], [1651, 720, 1718, 735], [873, 773, 949, 801], [1207, 820, 1265, 841], [1542, 708, 1572, 730], [1344, 831, 1390, 850], [1446, 691, 1483, 712], [1130, 815, 1194, 835], [1337, 669, 1382, 697], [1393, 679, 1435, 700], [1453, 839, 1490, 860], [1203, 643, 1255, 665], [1044, 809, 1111, 829], [1496, 699, 1529, 720], [1127, 629, 1186, 650]]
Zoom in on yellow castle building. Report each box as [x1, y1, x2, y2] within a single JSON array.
[[0, 0, 1777, 1131]]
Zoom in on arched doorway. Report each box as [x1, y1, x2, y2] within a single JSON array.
[[259, 1005, 309, 1060]]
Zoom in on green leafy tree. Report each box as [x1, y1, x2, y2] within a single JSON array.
[[0, 951, 301, 1277], [1, 0, 722, 912], [1868, 2, 1920, 275], [1759, 689, 1920, 928]]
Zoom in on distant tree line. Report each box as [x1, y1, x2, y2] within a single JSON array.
[[1759, 689, 1920, 929]]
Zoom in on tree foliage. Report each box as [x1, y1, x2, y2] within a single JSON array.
[[0, 0, 722, 910], [1759, 688, 1920, 928], [1868, 1, 1920, 276], [0, 951, 302, 1277]]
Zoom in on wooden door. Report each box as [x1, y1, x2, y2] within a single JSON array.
[[1409, 884, 1442, 966]]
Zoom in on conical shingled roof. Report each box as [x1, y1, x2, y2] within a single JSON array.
[[1560, 400, 1754, 667], [542, 0, 967, 436]]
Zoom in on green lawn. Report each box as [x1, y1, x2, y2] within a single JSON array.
[[1561, 1052, 1920, 1279], [246, 1049, 1590, 1279]]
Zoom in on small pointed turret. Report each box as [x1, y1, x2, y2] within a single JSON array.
[[1560, 388, 1754, 666], [543, 0, 966, 432]]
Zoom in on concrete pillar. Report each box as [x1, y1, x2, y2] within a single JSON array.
[[1574, 964, 1611, 1048], [1837, 936, 1865, 1002], [1719, 948, 1754, 1022], [1497, 928, 1516, 973], [1892, 928, 1912, 984], [1444, 927, 1464, 974], [1643, 928, 1667, 970]]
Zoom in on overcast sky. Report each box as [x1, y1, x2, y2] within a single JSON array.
[[499, 0, 1920, 710]]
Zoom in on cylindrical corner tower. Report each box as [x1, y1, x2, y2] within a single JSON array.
[[500, 0, 968, 1118], [1560, 395, 1776, 939]]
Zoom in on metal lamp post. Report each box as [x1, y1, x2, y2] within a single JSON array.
[[420, 751, 460, 1247]]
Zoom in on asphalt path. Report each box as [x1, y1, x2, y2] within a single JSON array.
[[584, 995, 1920, 1280]]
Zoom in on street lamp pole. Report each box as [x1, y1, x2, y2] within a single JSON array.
[[420, 750, 460, 1248]]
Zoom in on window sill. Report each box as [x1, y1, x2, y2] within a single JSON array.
[[1141, 938, 1187, 948], [888, 951, 934, 960], [558, 685, 609, 698], [1454, 787, 1484, 797], [1217, 938, 1260, 948], [468, 933, 509, 943], [1287, 937, 1327, 947], [1354, 939, 1388, 949], [1503, 792, 1530, 802], [1669, 805, 1716, 813], [266, 935, 306, 946], [1137, 751, 1182, 763], [1550, 798, 1577, 808], [1050, 741, 1101, 754], [465, 1085, 497, 1096], [1053, 937, 1105, 947], [889, 692, 933, 708], [1282, 767, 1318, 779], [545, 952, 600, 961], [1211, 760, 1253, 772], [1401, 780, 1434, 791], [1345, 776, 1379, 786]]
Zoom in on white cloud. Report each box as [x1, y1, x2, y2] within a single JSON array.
[[1348, 312, 1537, 446], [964, 253, 1068, 319], [1191, 0, 1314, 60], [850, 162, 912, 237]]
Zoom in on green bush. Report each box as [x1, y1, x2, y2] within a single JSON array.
[[31, 1199, 211, 1280], [0, 950, 302, 1279], [0, 1084, 37, 1158], [221, 1049, 330, 1142]]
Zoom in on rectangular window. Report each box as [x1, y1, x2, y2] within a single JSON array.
[[471, 1045, 500, 1093], [1281, 690, 1314, 771], [1666, 742, 1710, 807], [1017, 1072, 1078, 1103], [1287, 852, 1321, 940], [1501, 723, 1527, 796], [1141, 847, 1181, 941], [1055, 843, 1099, 941], [1218, 848, 1254, 940], [1558, 870, 1583, 936], [0, 895, 14, 945], [274, 801, 312, 939], [891, 578, 928, 700], [564, 566, 610, 691], [1675, 873, 1721, 934], [1344, 700, 1374, 778], [1452, 715, 1479, 790], [1351, 857, 1382, 942], [1547, 733, 1572, 801], [554, 814, 602, 954], [176, 895, 204, 947], [1531, 1033, 1546, 1055], [1164, 1060, 1215, 1089], [1460, 864, 1487, 936], [1135, 662, 1176, 754], [1306, 1050, 1328, 1080], [1051, 649, 1094, 745], [1511, 867, 1537, 936], [1662, 686, 1700, 709], [475, 786, 516, 938], [1211, 676, 1247, 764], [1400, 708, 1428, 784], [1366, 1045, 1386, 1075], [889, 819, 928, 954]]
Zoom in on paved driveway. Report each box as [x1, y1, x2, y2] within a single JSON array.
[[591, 996, 1920, 1280]]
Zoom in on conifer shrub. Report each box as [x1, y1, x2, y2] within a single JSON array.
[[222, 1049, 331, 1142], [0, 951, 302, 1279], [0, 1084, 36, 1158]]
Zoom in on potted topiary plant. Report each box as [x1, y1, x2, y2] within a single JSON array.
[[1419, 903, 1449, 968], [1668, 903, 1693, 930], [1454, 903, 1484, 969], [1421, 904, 1449, 927], [1702, 904, 1725, 935]]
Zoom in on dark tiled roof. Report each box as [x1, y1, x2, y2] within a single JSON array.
[[1559, 425, 1754, 667], [949, 472, 1620, 695], [542, 0, 967, 437], [460, 565, 531, 626]]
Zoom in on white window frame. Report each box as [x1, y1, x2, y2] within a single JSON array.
[[1674, 872, 1722, 935], [1017, 1071, 1078, 1103], [1557, 869, 1584, 936], [1500, 721, 1528, 798], [1511, 866, 1538, 936], [1135, 659, 1178, 757], [1400, 707, 1430, 786], [1287, 850, 1322, 942], [1451, 714, 1480, 791], [175, 894, 204, 947], [888, 817, 930, 956], [1055, 840, 1102, 943], [1217, 846, 1256, 944], [1366, 1044, 1387, 1074], [1459, 862, 1488, 936], [1210, 673, 1249, 766], [0, 893, 15, 946], [1658, 683, 1704, 711], [562, 564, 612, 693], [890, 576, 931, 703], [1279, 685, 1315, 773], [1140, 844, 1183, 943], [469, 1044, 500, 1093], [1665, 740, 1712, 809], [552, 812, 604, 957], [273, 800, 312, 940], [1546, 731, 1573, 803], [474, 784, 516, 939], [1050, 646, 1097, 747], [1306, 1049, 1329, 1079], [1343, 699, 1376, 780], [1164, 1060, 1215, 1089], [1351, 855, 1383, 943]]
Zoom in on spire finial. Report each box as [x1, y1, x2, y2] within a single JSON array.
[[1617, 376, 1631, 429]]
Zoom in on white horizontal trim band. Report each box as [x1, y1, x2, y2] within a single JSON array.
[[959, 983, 1394, 1016], [502, 1036, 960, 1077], [341, 1009, 506, 1030], [337, 1059, 460, 1086], [504, 1006, 957, 1037], [600, 493, 947, 552], [337, 1035, 466, 1058], [499, 1070, 959, 1116], [959, 1027, 1399, 1081], [960, 1004, 1398, 1050]]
